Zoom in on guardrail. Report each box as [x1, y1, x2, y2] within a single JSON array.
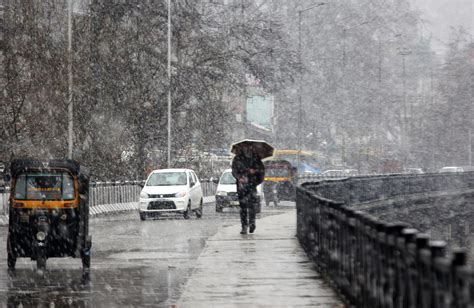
[[297, 172, 474, 308], [0, 180, 217, 217]]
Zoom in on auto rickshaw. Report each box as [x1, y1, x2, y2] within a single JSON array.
[[6, 159, 91, 274], [263, 159, 296, 206]]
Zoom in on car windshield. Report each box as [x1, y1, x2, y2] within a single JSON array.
[[14, 172, 75, 200], [219, 172, 236, 185], [146, 172, 187, 186]]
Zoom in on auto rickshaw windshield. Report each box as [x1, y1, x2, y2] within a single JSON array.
[[265, 167, 290, 177], [14, 171, 75, 200]]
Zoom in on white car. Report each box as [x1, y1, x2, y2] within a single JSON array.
[[438, 166, 464, 173], [405, 168, 424, 174], [138, 169, 203, 220], [215, 169, 263, 213], [320, 169, 346, 177]]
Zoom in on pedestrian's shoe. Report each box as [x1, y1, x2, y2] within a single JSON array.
[[249, 224, 256, 233], [240, 225, 248, 234]]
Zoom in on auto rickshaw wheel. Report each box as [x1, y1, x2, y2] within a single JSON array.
[[37, 255, 46, 272], [7, 253, 16, 269], [82, 252, 91, 269], [7, 235, 16, 269]]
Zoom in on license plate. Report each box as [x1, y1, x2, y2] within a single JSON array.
[[230, 201, 240, 206]]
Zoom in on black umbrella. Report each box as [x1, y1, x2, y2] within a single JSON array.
[[230, 139, 274, 159]]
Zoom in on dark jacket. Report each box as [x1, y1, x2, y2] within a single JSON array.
[[231, 153, 265, 193]]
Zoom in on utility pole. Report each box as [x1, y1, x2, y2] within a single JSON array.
[[341, 28, 346, 164], [297, 10, 302, 169], [399, 47, 411, 165], [167, 0, 172, 168], [67, 0, 73, 159], [339, 21, 371, 166], [469, 127, 472, 166], [297, 2, 326, 171]]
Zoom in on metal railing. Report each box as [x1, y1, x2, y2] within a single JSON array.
[[89, 181, 144, 207], [200, 179, 217, 197], [0, 186, 9, 216], [297, 172, 474, 308], [0, 180, 217, 216]]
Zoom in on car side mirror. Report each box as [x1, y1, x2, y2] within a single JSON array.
[[190, 182, 195, 188]]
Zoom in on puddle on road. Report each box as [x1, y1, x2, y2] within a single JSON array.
[[1, 264, 192, 307]]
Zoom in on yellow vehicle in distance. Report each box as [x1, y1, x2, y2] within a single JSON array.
[[262, 159, 296, 206], [272, 149, 323, 174]]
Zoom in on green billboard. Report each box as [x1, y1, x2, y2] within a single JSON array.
[[246, 95, 274, 131]]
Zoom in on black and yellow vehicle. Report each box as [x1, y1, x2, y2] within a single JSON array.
[[263, 159, 296, 206], [6, 159, 91, 274]]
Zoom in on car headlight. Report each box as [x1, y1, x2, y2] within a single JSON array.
[[140, 191, 149, 199], [216, 191, 227, 196], [175, 191, 186, 198]]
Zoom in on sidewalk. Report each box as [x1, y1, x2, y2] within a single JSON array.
[[178, 209, 344, 307]]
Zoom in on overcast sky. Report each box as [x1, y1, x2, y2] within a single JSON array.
[[413, 0, 473, 53]]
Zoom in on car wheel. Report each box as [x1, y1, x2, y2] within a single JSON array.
[[139, 212, 147, 221], [183, 202, 191, 219], [216, 204, 223, 212], [195, 199, 203, 218]]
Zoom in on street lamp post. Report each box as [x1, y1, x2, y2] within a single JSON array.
[[339, 21, 372, 164], [398, 47, 412, 165], [297, 2, 326, 170], [67, 0, 73, 159], [167, 0, 172, 168]]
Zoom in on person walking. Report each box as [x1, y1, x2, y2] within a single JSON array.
[[231, 147, 265, 234]]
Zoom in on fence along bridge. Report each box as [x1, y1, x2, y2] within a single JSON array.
[[297, 172, 474, 307]]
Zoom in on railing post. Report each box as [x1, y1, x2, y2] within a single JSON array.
[[400, 228, 418, 308], [451, 249, 469, 308], [384, 224, 409, 308], [416, 235, 431, 308], [429, 240, 446, 308]]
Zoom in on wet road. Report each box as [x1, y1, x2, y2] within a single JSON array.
[[0, 203, 290, 307]]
